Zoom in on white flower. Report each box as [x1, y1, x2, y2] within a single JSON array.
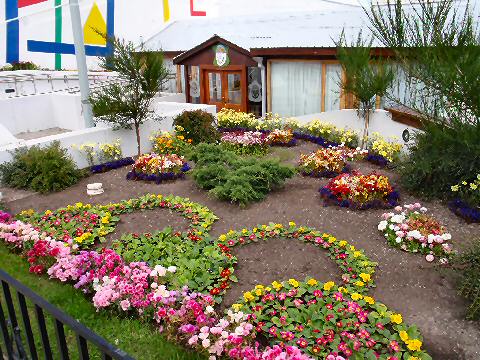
[[427, 234, 435, 244], [425, 254, 435, 262], [154, 265, 167, 277], [420, 207, 428, 212], [151, 282, 158, 289], [202, 338, 211, 348], [442, 233, 452, 241], [389, 224, 396, 230], [407, 230, 422, 240], [395, 237, 402, 243], [391, 214, 406, 224], [378, 221, 388, 231], [167, 266, 177, 273], [234, 326, 244, 336], [205, 306, 214, 314]]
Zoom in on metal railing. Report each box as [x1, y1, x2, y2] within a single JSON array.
[[0, 269, 134, 360]]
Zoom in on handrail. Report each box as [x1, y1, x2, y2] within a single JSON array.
[[0, 269, 135, 360]]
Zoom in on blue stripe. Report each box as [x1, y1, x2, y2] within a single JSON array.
[[106, 0, 115, 55], [27, 40, 110, 56], [6, 0, 19, 63]]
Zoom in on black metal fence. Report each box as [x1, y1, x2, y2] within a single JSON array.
[[0, 269, 135, 360]]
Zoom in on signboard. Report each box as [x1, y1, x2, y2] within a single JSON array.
[[213, 44, 230, 67]]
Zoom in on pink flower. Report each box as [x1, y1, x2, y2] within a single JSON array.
[[426, 254, 435, 262], [120, 299, 130, 311]]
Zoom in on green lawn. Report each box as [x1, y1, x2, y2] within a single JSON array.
[[0, 244, 206, 360]]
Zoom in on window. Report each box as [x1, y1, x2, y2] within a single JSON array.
[[324, 64, 342, 111], [248, 67, 262, 117], [271, 61, 322, 117], [188, 66, 201, 104]]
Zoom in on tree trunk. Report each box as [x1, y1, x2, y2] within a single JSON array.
[[362, 110, 371, 150], [135, 123, 141, 157]]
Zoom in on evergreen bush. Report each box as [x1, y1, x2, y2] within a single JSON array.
[[173, 110, 219, 145]]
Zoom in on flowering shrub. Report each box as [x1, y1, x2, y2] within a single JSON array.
[[216, 223, 377, 296], [302, 120, 359, 148], [236, 279, 430, 360], [150, 130, 193, 155], [112, 229, 236, 298], [378, 203, 453, 262], [220, 131, 270, 156], [73, 139, 124, 166], [266, 129, 296, 146], [16, 194, 218, 248], [319, 172, 400, 209], [449, 175, 480, 223], [0, 210, 12, 223], [218, 108, 259, 129], [366, 133, 403, 164], [299, 148, 350, 178], [127, 153, 190, 183]]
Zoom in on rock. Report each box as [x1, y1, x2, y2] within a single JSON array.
[[87, 183, 103, 190], [87, 188, 104, 196]]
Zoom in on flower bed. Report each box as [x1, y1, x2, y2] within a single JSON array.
[[91, 157, 135, 173], [365, 154, 390, 168], [449, 175, 480, 223], [237, 279, 429, 360], [220, 131, 270, 155], [266, 129, 297, 147], [319, 172, 400, 209], [378, 203, 453, 262], [16, 194, 217, 249], [150, 130, 193, 155], [126, 153, 190, 184], [299, 148, 350, 178]]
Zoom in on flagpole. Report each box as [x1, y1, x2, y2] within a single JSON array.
[[69, 0, 94, 128]]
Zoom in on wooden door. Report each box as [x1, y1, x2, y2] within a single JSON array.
[[202, 67, 247, 112]]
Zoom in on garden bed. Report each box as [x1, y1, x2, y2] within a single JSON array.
[[1, 140, 479, 360]]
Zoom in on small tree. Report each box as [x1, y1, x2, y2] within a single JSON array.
[[90, 38, 169, 156], [336, 33, 394, 148]]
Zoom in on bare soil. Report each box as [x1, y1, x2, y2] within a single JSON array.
[[3, 140, 479, 360]]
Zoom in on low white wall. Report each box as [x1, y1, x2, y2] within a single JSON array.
[[0, 102, 216, 169], [297, 109, 418, 143]]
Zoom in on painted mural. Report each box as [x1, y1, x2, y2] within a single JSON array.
[[1, 0, 207, 69]]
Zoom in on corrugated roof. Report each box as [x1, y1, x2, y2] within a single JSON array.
[[144, 4, 377, 52]]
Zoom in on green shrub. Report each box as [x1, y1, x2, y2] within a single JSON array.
[[190, 143, 296, 206], [451, 239, 480, 320], [0, 141, 83, 193], [112, 229, 235, 294], [173, 110, 219, 145], [1, 61, 39, 71], [400, 121, 480, 199]]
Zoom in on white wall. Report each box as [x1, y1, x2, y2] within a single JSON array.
[[296, 109, 418, 143], [0, 102, 216, 169]]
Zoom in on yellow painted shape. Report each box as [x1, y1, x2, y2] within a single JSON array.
[[83, 2, 107, 45], [163, 0, 170, 22]]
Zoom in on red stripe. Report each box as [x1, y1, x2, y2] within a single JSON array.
[[18, 0, 48, 8]]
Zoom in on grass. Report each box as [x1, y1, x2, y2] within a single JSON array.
[[0, 244, 206, 360]]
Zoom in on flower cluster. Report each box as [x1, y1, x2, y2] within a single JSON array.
[[303, 120, 359, 148], [0, 210, 12, 223], [299, 148, 350, 178], [217, 109, 259, 130], [236, 279, 429, 359], [266, 129, 296, 146], [320, 172, 400, 209], [220, 131, 270, 155], [367, 133, 403, 163], [150, 130, 193, 155], [449, 175, 480, 222], [216, 223, 376, 296], [72, 139, 123, 167], [379, 203, 453, 262], [132, 153, 186, 175]]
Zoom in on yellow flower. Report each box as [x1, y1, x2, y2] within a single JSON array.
[[355, 281, 365, 287], [351, 293, 363, 301], [242, 229, 248, 234], [338, 286, 348, 293], [243, 292, 255, 302], [323, 281, 335, 291], [364, 296, 375, 305], [219, 234, 227, 242], [354, 251, 362, 258], [328, 236, 336, 243], [255, 289, 263, 296], [232, 303, 243, 311], [390, 313, 403, 324], [288, 221, 296, 227], [339, 240, 347, 247], [272, 281, 283, 291], [406, 339, 422, 351], [399, 330, 409, 342], [409, 357, 420, 360], [101, 216, 110, 224], [75, 202, 83, 208], [253, 228, 258, 232], [359, 273, 371, 282], [44, 210, 52, 215], [288, 278, 300, 288], [451, 185, 459, 192], [307, 278, 318, 286], [470, 183, 478, 190]]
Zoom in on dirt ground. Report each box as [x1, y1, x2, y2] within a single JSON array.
[[3, 141, 480, 360]]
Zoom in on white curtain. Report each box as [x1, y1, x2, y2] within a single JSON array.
[[324, 64, 342, 111], [271, 62, 322, 117]]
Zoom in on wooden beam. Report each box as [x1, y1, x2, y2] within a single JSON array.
[[321, 63, 326, 112], [267, 60, 272, 113]]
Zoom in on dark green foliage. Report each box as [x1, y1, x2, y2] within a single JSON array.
[[366, 0, 480, 198], [0, 141, 82, 193], [173, 110, 219, 145], [1, 61, 39, 71], [190, 143, 296, 206], [451, 239, 480, 320], [113, 229, 235, 294], [400, 121, 480, 198]]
